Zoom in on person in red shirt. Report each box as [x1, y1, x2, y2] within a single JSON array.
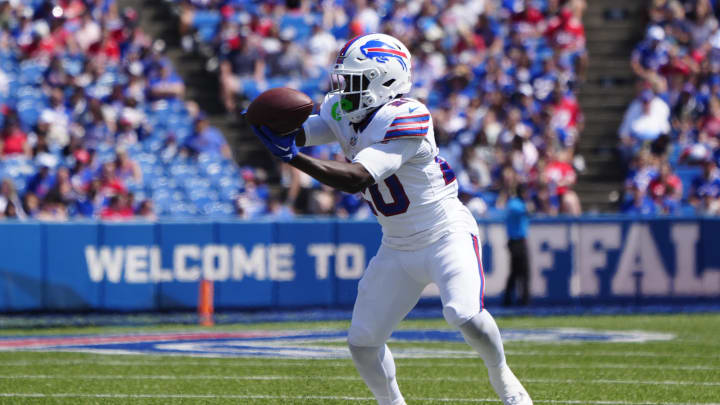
[[88, 28, 121, 64], [648, 161, 683, 200], [545, 8, 586, 52], [512, 0, 545, 37], [100, 194, 134, 220], [545, 5, 588, 78], [0, 118, 30, 157], [550, 88, 584, 148], [98, 162, 127, 196], [543, 148, 582, 215]]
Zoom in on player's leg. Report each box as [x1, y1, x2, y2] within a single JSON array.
[[348, 245, 428, 405], [428, 232, 532, 405]]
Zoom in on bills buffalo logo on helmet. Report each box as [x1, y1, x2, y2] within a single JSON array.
[[359, 40, 408, 71], [335, 36, 408, 72]]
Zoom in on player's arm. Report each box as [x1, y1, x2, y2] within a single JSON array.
[[288, 154, 374, 194], [249, 124, 373, 193], [289, 138, 422, 194]]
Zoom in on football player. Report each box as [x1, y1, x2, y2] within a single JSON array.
[[251, 33, 532, 405]]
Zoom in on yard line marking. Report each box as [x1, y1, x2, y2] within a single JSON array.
[[0, 393, 717, 405], [0, 359, 717, 371], [0, 374, 718, 387], [504, 349, 719, 360]]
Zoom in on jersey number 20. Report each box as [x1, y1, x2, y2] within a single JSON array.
[[367, 174, 410, 216], [366, 157, 455, 217]]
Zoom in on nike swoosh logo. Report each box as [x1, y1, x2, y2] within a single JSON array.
[[277, 145, 291, 152], [408, 106, 418, 113]]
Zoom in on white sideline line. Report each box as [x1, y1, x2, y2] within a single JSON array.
[[0, 393, 717, 405], [1, 359, 717, 371], [0, 374, 718, 387]]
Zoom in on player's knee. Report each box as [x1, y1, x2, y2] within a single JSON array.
[[347, 324, 383, 347], [442, 304, 478, 327]]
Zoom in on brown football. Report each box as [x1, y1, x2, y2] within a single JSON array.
[[246, 87, 314, 135]]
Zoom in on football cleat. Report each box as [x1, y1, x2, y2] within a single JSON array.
[[488, 364, 533, 405]]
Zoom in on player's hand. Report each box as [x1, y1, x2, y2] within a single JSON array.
[[250, 124, 299, 163]]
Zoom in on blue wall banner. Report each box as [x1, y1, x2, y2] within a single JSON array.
[[0, 218, 718, 312]]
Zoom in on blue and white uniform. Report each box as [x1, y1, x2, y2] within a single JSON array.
[[303, 94, 485, 346]]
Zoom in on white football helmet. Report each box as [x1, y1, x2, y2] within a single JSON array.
[[330, 33, 412, 123]]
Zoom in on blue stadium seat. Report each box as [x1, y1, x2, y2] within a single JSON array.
[[18, 62, 45, 85], [192, 11, 222, 43]]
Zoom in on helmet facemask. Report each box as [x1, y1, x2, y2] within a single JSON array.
[[330, 68, 381, 123]]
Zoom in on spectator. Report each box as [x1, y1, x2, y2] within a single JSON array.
[[100, 194, 133, 220], [26, 162, 56, 199], [543, 148, 582, 215], [22, 192, 40, 218], [73, 179, 104, 218], [631, 26, 670, 79], [618, 89, 671, 163], [622, 185, 658, 215], [45, 167, 77, 209], [98, 162, 126, 196], [689, 160, 720, 209], [41, 87, 71, 147], [261, 195, 295, 220], [149, 61, 185, 101], [0, 179, 26, 219], [184, 114, 232, 158], [136, 199, 156, 220], [114, 150, 142, 184], [0, 116, 30, 157], [648, 162, 683, 201]]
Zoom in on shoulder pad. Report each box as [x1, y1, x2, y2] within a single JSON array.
[[376, 98, 431, 141]]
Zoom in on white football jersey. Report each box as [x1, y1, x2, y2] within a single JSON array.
[[304, 94, 478, 250]]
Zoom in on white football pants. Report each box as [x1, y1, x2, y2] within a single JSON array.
[[347, 231, 485, 347]]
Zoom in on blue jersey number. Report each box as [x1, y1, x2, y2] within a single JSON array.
[[367, 174, 410, 216]]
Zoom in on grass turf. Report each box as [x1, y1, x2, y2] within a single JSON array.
[[0, 313, 718, 404]]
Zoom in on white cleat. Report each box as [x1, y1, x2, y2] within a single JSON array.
[[488, 364, 533, 405]]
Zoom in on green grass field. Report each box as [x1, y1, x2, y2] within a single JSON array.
[[0, 313, 718, 404]]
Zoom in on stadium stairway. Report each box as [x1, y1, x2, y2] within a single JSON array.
[[118, 0, 269, 170], [576, 0, 647, 212]]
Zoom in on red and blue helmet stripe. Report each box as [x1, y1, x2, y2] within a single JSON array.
[[336, 35, 366, 64]]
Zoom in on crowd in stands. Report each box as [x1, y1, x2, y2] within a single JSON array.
[[620, 0, 720, 215], [0, 0, 243, 221], [179, 0, 589, 218], [0, 0, 590, 222]]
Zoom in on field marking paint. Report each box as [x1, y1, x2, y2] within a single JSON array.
[[505, 349, 719, 360], [0, 374, 718, 387], [0, 393, 717, 405], [0, 328, 679, 359], [0, 359, 717, 371]]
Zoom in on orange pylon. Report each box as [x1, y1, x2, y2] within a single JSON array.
[[198, 279, 214, 327]]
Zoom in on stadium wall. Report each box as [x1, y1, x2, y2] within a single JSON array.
[[0, 218, 719, 312]]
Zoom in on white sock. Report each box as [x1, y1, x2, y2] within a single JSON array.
[[348, 344, 405, 405], [458, 310, 507, 370]]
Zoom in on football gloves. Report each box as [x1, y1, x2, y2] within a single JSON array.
[[250, 125, 299, 163]]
